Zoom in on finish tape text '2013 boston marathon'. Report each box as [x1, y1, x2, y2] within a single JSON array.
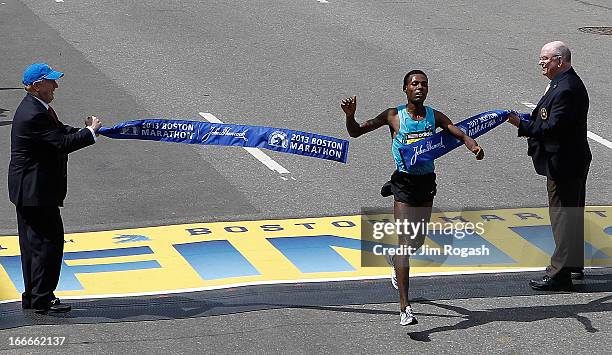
[[99, 119, 350, 163]]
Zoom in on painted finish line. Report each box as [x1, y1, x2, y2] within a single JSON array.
[[0, 207, 610, 303]]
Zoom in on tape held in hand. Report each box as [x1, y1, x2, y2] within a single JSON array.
[[400, 110, 526, 168], [99, 119, 350, 163]]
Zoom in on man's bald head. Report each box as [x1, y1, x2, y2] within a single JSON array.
[[542, 41, 571, 63], [539, 41, 572, 80]]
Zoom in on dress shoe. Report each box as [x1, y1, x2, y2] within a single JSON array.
[[571, 270, 584, 280], [21, 293, 32, 310], [34, 298, 72, 314], [529, 275, 573, 291]]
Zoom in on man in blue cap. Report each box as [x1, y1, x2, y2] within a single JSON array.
[[8, 63, 102, 314]]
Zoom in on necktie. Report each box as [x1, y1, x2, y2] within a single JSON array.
[[48, 106, 60, 126]]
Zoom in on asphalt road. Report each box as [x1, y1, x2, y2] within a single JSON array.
[[1, 0, 611, 234], [1, 292, 611, 354], [0, 0, 611, 352]]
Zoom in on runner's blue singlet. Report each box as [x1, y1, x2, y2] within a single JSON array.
[[392, 104, 436, 174]]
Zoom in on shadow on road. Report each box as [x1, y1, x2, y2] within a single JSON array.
[[408, 293, 612, 342], [1, 271, 610, 330], [0, 106, 10, 119]]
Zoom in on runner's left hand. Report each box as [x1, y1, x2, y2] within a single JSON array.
[[472, 146, 484, 160]]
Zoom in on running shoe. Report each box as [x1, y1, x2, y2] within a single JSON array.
[[391, 267, 398, 290], [386, 255, 398, 290], [400, 306, 418, 326]]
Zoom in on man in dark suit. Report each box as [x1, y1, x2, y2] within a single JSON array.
[[8, 63, 102, 313], [509, 41, 591, 291]]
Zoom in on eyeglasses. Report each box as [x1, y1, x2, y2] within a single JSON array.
[[539, 55, 561, 62]]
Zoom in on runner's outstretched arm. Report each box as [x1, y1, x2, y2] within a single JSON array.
[[341, 96, 392, 138], [434, 110, 484, 160]]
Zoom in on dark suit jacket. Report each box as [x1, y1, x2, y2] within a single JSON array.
[[8, 93, 95, 207], [518, 67, 591, 180]]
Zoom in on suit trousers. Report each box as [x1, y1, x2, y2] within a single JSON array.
[[16, 206, 64, 309], [545, 176, 587, 279]]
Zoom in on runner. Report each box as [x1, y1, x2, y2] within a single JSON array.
[[341, 70, 484, 325]]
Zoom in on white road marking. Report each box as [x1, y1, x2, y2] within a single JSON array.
[[0, 265, 606, 304], [0, 267, 564, 304], [317, 0, 329, 3], [55, 0, 64, 3], [521, 102, 612, 150], [198, 112, 296, 180], [521, 102, 536, 109], [587, 131, 612, 150]]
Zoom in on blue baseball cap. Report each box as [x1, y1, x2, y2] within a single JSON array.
[[22, 63, 64, 86]]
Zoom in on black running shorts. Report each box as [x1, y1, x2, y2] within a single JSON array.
[[381, 170, 437, 205]]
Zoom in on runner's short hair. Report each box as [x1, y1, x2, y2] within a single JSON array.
[[403, 70, 427, 90]]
